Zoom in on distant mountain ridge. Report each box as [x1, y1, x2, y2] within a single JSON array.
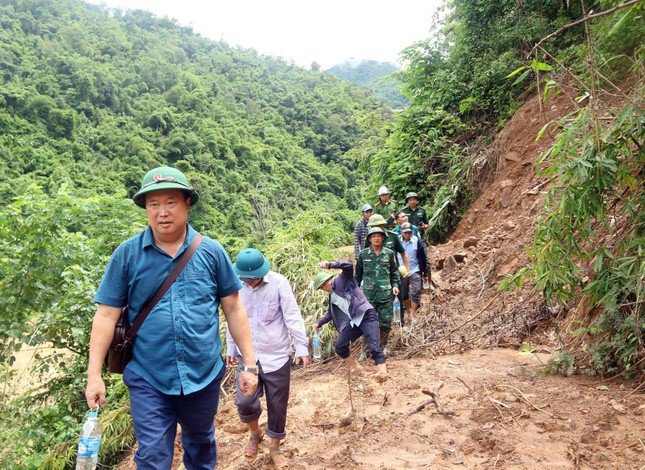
[[328, 60, 408, 109]]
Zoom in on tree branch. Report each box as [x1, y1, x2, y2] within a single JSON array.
[[528, 0, 641, 58]]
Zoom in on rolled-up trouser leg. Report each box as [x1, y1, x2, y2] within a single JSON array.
[[260, 359, 292, 439], [408, 272, 422, 305], [360, 311, 385, 365], [235, 365, 264, 424]]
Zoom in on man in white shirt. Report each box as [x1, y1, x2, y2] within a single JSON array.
[[226, 248, 309, 468]]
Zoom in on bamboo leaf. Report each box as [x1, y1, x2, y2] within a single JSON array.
[[512, 69, 531, 86], [607, 8, 633, 36], [506, 66, 527, 78]]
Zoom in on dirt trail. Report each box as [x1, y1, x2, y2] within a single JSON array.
[[212, 346, 643, 469]]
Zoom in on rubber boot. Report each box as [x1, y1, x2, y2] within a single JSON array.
[[380, 329, 390, 357], [357, 343, 368, 363]]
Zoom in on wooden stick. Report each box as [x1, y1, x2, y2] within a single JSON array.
[[528, 0, 641, 58], [406, 399, 435, 416], [421, 381, 456, 417], [457, 376, 474, 394]]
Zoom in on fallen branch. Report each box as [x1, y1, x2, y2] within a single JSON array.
[[404, 291, 503, 358], [420, 381, 456, 417], [311, 423, 336, 430], [528, 0, 641, 58], [406, 399, 435, 416]]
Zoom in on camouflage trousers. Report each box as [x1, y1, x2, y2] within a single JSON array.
[[370, 298, 394, 334]]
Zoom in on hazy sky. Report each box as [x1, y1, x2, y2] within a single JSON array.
[[86, 0, 443, 69]]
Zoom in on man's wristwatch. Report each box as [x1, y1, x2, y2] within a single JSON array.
[[238, 364, 259, 375]]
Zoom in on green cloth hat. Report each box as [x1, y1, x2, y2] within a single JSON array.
[[367, 227, 386, 239], [405, 192, 419, 202], [234, 248, 270, 281], [133, 166, 199, 208], [367, 214, 387, 227], [314, 271, 334, 289]]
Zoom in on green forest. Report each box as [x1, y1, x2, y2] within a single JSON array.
[[0, 0, 642, 467], [328, 59, 408, 109]]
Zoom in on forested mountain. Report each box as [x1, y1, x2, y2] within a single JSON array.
[[328, 59, 408, 109], [0, 0, 387, 248]]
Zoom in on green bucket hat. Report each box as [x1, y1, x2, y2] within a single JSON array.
[[405, 191, 419, 202], [133, 166, 199, 208], [367, 214, 387, 227], [367, 227, 386, 240], [234, 248, 270, 281], [314, 271, 334, 290]]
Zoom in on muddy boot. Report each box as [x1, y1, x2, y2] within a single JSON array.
[[380, 330, 390, 357]]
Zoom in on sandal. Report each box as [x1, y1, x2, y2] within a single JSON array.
[[244, 430, 264, 458], [269, 445, 289, 468]]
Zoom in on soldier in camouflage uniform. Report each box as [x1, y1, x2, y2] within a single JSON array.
[[355, 227, 400, 354], [363, 214, 410, 273], [364, 214, 410, 327], [402, 192, 429, 240], [373, 186, 397, 229]]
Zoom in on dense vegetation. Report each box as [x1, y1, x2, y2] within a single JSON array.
[[0, 0, 387, 249], [328, 59, 408, 109], [360, 0, 593, 241]]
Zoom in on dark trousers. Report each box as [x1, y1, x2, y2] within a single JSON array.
[[123, 366, 224, 470], [335, 310, 385, 365], [235, 359, 291, 439]]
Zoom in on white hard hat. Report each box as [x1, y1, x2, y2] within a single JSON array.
[[378, 185, 391, 196]]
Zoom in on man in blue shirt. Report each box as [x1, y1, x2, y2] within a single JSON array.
[[85, 167, 258, 469], [397, 222, 430, 317]]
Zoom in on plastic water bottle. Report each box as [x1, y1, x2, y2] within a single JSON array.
[[76, 410, 102, 470], [392, 297, 401, 326], [312, 331, 322, 361]]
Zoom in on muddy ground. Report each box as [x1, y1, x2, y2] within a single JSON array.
[[212, 345, 643, 469]]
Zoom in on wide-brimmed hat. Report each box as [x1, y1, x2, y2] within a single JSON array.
[[133, 166, 199, 208], [405, 192, 419, 202], [367, 227, 386, 240], [314, 271, 334, 289], [234, 248, 270, 281], [400, 222, 413, 233], [361, 204, 374, 212], [367, 214, 387, 227]]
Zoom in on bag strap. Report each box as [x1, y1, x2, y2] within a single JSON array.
[[124, 233, 203, 343]]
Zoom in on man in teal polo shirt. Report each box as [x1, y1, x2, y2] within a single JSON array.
[[85, 167, 258, 469]]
